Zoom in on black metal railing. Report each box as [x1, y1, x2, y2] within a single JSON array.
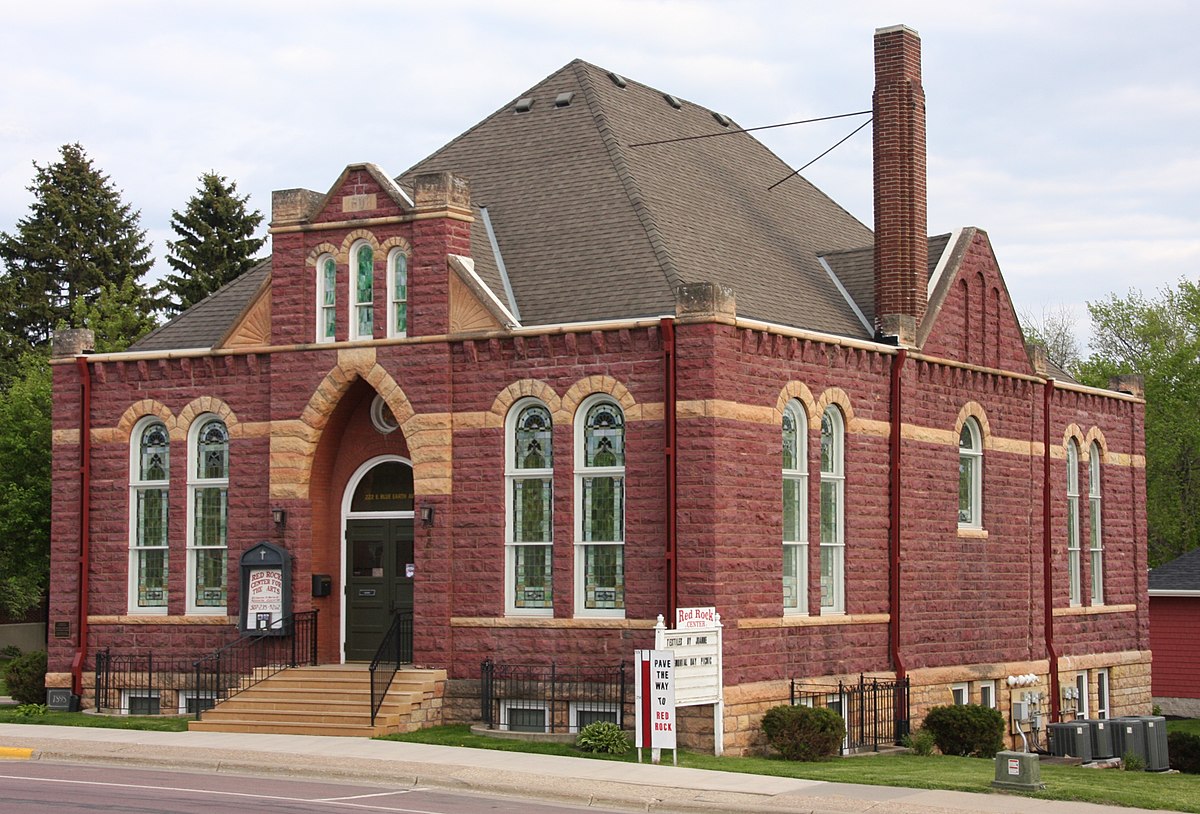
[[94, 649, 212, 715], [190, 610, 319, 719], [369, 611, 413, 725], [790, 674, 910, 753], [481, 660, 626, 734]]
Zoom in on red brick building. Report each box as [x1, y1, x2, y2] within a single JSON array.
[[47, 26, 1150, 752]]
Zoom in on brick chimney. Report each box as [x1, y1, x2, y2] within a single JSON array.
[[873, 24, 927, 345]]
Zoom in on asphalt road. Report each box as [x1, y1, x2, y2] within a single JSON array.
[[0, 761, 634, 814]]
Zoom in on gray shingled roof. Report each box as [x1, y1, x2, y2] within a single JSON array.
[[132, 260, 270, 351], [135, 59, 907, 350], [402, 59, 875, 335], [819, 233, 952, 330], [1149, 547, 1200, 592]]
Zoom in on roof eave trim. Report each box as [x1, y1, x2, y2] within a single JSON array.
[[1148, 588, 1200, 597], [448, 255, 520, 328], [480, 206, 520, 322]]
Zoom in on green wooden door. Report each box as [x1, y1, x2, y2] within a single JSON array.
[[345, 518, 414, 661]]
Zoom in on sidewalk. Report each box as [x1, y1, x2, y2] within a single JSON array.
[[0, 723, 1139, 814]]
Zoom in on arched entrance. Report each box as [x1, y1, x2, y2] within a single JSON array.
[[341, 456, 414, 661]]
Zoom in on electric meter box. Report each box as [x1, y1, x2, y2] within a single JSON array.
[[1087, 719, 1115, 759], [1048, 722, 1092, 761]]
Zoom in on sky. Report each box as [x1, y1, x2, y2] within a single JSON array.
[[3, 1, 1198, 350]]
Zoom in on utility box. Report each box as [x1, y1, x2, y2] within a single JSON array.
[[992, 750, 1045, 792], [1138, 716, 1170, 771], [1087, 719, 1115, 760], [312, 573, 332, 597], [1112, 717, 1148, 764], [1048, 722, 1093, 761]]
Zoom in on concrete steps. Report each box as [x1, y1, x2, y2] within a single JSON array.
[[188, 664, 446, 737]]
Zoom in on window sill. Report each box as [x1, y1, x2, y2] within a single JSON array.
[[739, 613, 890, 629], [957, 527, 989, 540], [1053, 604, 1135, 617], [451, 616, 654, 629], [88, 614, 236, 625]]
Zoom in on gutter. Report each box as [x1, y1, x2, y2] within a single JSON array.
[[71, 356, 92, 697], [661, 318, 677, 622], [1043, 378, 1061, 720], [889, 350, 907, 686]]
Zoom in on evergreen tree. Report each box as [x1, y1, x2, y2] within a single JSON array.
[[0, 143, 155, 375], [158, 172, 265, 315]]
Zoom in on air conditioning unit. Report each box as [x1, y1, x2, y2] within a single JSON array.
[[1139, 716, 1170, 772], [1048, 722, 1092, 761], [1086, 719, 1114, 760], [1112, 717, 1148, 765]]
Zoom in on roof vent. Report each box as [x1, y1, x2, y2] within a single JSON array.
[[663, 94, 682, 109], [607, 71, 627, 88], [712, 112, 732, 127], [514, 97, 534, 113], [554, 92, 575, 108]]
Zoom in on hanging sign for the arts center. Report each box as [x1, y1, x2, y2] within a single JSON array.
[[635, 649, 676, 751]]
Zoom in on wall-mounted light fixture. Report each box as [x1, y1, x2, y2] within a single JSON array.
[[272, 507, 287, 529], [420, 505, 435, 527]]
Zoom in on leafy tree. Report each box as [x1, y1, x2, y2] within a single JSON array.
[[0, 351, 51, 618], [0, 144, 155, 376], [1078, 280, 1200, 566], [68, 279, 158, 353], [157, 172, 265, 316], [1019, 304, 1083, 375]]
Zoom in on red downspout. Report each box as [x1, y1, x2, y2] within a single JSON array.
[[1043, 378, 1061, 720], [71, 356, 92, 697], [889, 349, 907, 687], [661, 317, 677, 623]]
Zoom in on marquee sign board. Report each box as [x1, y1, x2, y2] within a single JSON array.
[[654, 608, 725, 755]]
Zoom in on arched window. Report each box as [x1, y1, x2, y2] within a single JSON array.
[[782, 400, 808, 614], [350, 241, 374, 340], [316, 253, 336, 342], [506, 400, 553, 615], [1089, 442, 1104, 605], [819, 406, 845, 614], [189, 416, 229, 613], [387, 248, 408, 338], [575, 398, 625, 616], [1066, 439, 1081, 606], [129, 418, 169, 612], [958, 418, 983, 528]]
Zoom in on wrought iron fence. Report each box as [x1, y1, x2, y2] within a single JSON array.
[[369, 611, 413, 724], [790, 674, 910, 753], [190, 610, 319, 719], [481, 660, 627, 734], [94, 649, 212, 715]]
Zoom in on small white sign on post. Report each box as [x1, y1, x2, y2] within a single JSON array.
[[635, 649, 677, 764]]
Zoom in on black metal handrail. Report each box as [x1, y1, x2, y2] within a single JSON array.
[[790, 673, 910, 753], [369, 611, 413, 725], [94, 649, 207, 714], [191, 610, 319, 720], [480, 660, 627, 734]]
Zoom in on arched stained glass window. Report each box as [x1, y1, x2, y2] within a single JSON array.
[[317, 254, 336, 342], [819, 406, 844, 614], [189, 417, 229, 612], [351, 242, 374, 340], [388, 249, 408, 337], [130, 419, 169, 611], [1089, 442, 1103, 605], [1066, 439, 1081, 606], [576, 398, 625, 615], [506, 401, 553, 614], [782, 401, 808, 614]]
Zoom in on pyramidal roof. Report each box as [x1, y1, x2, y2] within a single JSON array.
[[400, 59, 877, 335], [136, 58, 926, 352]]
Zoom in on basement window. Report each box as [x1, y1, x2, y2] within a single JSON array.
[[501, 701, 548, 732]]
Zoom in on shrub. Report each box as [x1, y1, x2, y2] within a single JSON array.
[[3, 650, 47, 705], [13, 703, 47, 719], [903, 728, 937, 756], [1123, 751, 1145, 772], [1, 645, 21, 660], [921, 704, 1004, 758], [576, 721, 630, 754], [1168, 731, 1200, 774], [760, 704, 845, 761]]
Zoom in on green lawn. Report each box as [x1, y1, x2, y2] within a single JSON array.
[[381, 724, 1200, 813], [0, 707, 189, 731]]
